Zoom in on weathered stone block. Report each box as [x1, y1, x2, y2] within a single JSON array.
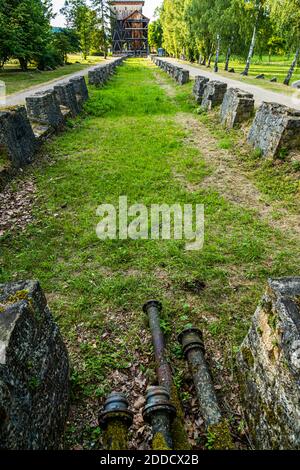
[[248, 102, 300, 157], [26, 90, 64, 129], [54, 82, 81, 117], [0, 280, 69, 449], [0, 107, 37, 168], [220, 88, 254, 128], [88, 69, 100, 86], [193, 76, 210, 104], [177, 69, 189, 85], [201, 81, 227, 110], [69, 76, 89, 104], [237, 277, 300, 449], [153, 59, 189, 85]]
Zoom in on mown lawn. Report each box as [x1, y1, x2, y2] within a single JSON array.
[[220, 54, 300, 82], [0, 55, 103, 95], [178, 54, 300, 96], [0, 59, 299, 449]]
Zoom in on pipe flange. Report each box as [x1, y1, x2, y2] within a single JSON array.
[[178, 327, 205, 356], [99, 410, 133, 429], [99, 392, 133, 429], [143, 403, 176, 423], [142, 386, 176, 422], [142, 300, 162, 313]]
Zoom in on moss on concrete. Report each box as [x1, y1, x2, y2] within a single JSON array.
[[0, 289, 31, 313], [103, 419, 129, 450], [152, 432, 171, 450], [206, 420, 235, 450], [170, 383, 191, 450], [241, 346, 255, 369]]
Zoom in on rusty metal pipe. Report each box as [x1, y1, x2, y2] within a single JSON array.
[[143, 300, 190, 450], [143, 300, 173, 390], [178, 328, 222, 428], [143, 386, 176, 450], [99, 392, 133, 450]]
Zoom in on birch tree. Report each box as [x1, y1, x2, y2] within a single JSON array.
[[269, 0, 300, 85]]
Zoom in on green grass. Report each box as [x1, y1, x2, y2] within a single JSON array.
[[177, 54, 300, 96], [220, 54, 300, 83], [1, 59, 299, 449], [0, 55, 103, 95], [196, 109, 300, 211]]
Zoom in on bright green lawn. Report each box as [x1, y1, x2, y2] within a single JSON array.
[[0, 55, 103, 95], [1, 59, 299, 449], [179, 54, 300, 96]]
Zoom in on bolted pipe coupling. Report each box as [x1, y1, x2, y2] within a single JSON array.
[[143, 386, 176, 450], [178, 327, 205, 356], [99, 392, 133, 429], [143, 386, 176, 421], [142, 299, 162, 314]]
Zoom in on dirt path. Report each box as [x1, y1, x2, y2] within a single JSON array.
[[159, 58, 300, 110], [175, 113, 300, 240]]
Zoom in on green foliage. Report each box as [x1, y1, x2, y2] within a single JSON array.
[[0, 0, 53, 70], [52, 29, 80, 64], [158, 0, 294, 74], [148, 20, 163, 52], [62, 0, 113, 58], [62, 1, 97, 59]]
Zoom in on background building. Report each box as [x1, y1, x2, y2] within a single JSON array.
[[111, 1, 149, 56]]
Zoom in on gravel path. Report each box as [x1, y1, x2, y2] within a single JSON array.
[[159, 58, 300, 110], [1, 60, 116, 107]]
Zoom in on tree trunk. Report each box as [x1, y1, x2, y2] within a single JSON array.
[[214, 34, 220, 72], [19, 58, 28, 71], [241, 2, 262, 76], [225, 45, 231, 71], [207, 45, 214, 68], [101, 9, 107, 59], [241, 23, 257, 76], [284, 48, 300, 85]]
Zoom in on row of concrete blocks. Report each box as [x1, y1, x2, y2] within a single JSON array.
[[153, 58, 300, 158], [88, 57, 127, 87], [151, 56, 189, 85], [193, 74, 300, 158], [0, 58, 127, 170], [0, 76, 89, 169]]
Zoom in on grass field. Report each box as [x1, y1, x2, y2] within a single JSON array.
[[0, 59, 299, 449], [179, 54, 300, 96], [0, 54, 103, 95]]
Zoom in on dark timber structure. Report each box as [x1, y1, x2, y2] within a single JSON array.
[[111, 1, 149, 56]]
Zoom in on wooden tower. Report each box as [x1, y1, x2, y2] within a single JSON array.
[[111, 1, 149, 56]]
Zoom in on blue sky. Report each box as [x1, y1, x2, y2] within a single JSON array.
[[51, 0, 162, 26]]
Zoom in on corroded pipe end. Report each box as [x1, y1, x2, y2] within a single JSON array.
[[142, 299, 162, 314], [143, 386, 176, 422], [178, 327, 205, 356], [99, 392, 133, 428]]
